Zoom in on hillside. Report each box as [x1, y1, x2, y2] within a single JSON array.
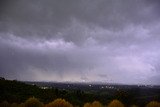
[[0, 78, 160, 106]]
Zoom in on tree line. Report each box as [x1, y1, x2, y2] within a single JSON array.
[[0, 97, 160, 107]]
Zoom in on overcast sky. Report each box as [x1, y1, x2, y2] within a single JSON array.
[[0, 0, 160, 84]]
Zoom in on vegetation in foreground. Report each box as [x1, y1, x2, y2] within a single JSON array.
[[0, 78, 160, 107], [0, 97, 160, 107]]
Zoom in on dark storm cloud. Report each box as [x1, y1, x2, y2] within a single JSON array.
[[0, 0, 160, 84], [1, 0, 159, 43]]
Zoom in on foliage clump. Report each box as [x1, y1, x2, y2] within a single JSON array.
[[10, 103, 18, 107], [130, 105, 138, 107], [146, 101, 160, 107], [18, 103, 25, 107], [45, 98, 73, 107], [107, 99, 124, 107], [84, 101, 103, 107], [25, 97, 43, 107], [0, 101, 10, 107]]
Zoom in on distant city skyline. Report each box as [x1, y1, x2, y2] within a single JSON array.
[[0, 0, 160, 85]]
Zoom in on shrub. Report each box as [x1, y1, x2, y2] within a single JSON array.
[[18, 103, 25, 107], [107, 100, 124, 107], [92, 101, 103, 107], [0, 101, 10, 107], [10, 103, 18, 107], [146, 101, 160, 107], [45, 98, 73, 107], [25, 97, 44, 107], [83, 101, 103, 107], [84, 102, 91, 107], [130, 105, 138, 107]]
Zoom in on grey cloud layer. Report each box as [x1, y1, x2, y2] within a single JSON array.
[[0, 0, 160, 84]]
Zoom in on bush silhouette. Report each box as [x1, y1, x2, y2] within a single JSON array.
[[107, 100, 124, 107], [84, 102, 91, 107], [0, 101, 10, 107], [130, 105, 138, 107], [18, 103, 25, 107], [45, 98, 73, 107], [10, 103, 18, 107], [92, 101, 103, 107], [146, 101, 160, 107], [25, 97, 43, 107], [83, 101, 103, 107]]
